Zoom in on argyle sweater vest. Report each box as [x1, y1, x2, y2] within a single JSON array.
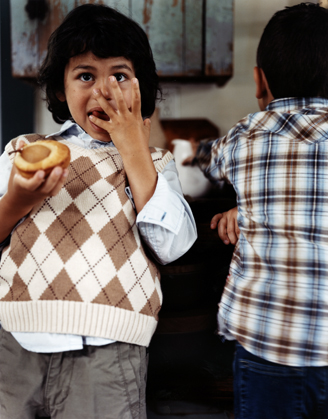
[[0, 134, 174, 346]]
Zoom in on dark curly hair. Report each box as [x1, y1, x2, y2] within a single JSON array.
[[38, 3, 161, 123], [257, 2, 328, 99]]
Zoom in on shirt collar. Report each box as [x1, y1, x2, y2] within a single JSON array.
[[46, 120, 78, 137], [46, 120, 114, 149], [266, 97, 328, 113], [262, 97, 328, 144]]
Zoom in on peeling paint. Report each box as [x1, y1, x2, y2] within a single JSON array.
[[143, 0, 153, 24], [38, 2, 64, 59], [205, 1, 233, 76], [206, 61, 232, 77], [181, 0, 185, 14], [11, 0, 38, 77], [10, 0, 233, 84]]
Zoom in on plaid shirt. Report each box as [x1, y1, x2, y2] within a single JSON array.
[[197, 97, 328, 367]]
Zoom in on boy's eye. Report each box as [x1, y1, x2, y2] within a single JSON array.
[[115, 73, 127, 83], [80, 73, 93, 82]]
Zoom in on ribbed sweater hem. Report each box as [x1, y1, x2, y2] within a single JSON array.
[[0, 301, 158, 347]]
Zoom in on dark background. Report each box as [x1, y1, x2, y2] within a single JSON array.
[[0, 0, 34, 153]]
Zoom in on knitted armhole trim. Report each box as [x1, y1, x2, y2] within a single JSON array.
[[152, 149, 174, 173]]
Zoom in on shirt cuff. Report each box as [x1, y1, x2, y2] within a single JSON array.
[[136, 172, 184, 235]]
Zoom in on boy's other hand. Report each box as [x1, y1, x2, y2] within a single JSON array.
[[211, 206, 239, 245], [89, 77, 157, 212]]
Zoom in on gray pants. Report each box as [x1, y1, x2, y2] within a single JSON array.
[[0, 328, 148, 419]]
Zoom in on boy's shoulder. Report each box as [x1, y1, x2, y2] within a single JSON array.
[[149, 147, 174, 173], [225, 97, 328, 146]]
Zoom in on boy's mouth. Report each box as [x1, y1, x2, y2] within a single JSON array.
[[88, 109, 110, 121]]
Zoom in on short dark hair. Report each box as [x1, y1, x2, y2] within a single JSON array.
[[38, 3, 160, 123], [257, 2, 328, 99]]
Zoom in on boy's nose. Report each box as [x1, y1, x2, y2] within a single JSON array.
[[99, 78, 112, 100]]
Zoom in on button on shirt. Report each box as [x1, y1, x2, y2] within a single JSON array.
[[197, 97, 328, 367], [0, 121, 197, 352]]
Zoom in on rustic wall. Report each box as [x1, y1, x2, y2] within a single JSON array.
[[175, 0, 308, 136]]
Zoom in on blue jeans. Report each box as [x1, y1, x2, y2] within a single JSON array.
[[233, 342, 328, 419]]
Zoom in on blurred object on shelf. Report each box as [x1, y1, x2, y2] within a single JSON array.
[[172, 139, 213, 198], [161, 118, 219, 153]]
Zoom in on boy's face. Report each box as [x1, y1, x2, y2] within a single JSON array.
[[57, 51, 136, 142]]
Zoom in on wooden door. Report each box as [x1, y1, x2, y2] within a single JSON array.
[[10, 0, 233, 85]]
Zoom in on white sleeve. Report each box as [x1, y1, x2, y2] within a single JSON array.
[[0, 150, 11, 196], [0, 151, 12, 254], [136, 160, 197, 265]]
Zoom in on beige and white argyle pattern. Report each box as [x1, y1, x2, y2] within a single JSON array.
[[0, 135, 173, 345]]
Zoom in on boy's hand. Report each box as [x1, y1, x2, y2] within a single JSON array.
[[0, 144, 69, 244], [7, 149, 69, 216], [211, 206, 240, 245], [88, 77, 157, 213], [89, 77, 151, 155]]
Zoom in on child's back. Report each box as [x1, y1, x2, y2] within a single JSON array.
[[195, 3, 328, 418], [204, 96, 328, 366]]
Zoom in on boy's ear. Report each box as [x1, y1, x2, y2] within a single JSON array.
[[253, 66, 267, 99], [253, 66, 274, 109], [56, 91, 66, 102]]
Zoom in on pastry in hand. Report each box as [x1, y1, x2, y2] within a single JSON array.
[[13, 140, 71, 179]]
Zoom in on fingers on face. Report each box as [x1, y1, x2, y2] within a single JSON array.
[[91, 80, 122, 127], [131, 78, 141, 116], [92, 88, 114, 116], [88, 90, 110, 130], [91, 76, 140, 119], [109, 76, 127, 111]]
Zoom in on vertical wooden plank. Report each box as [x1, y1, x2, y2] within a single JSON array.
[[10, 0, 233, 82], [205, 0, 233, 76], [10, 0, 39, 77], [104, 0, 130, 16], [38, 0, 75, 68], [131, 0, 184, 76], [184, 0, 202, 75], [37, 0, 130, 64], [10, 0, 131, 78]]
